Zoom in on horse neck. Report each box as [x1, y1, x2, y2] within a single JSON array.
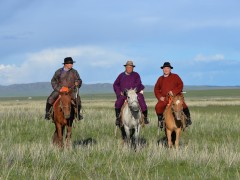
[[164, 101, 174, 121], [123, 103, 141, 120], [129, 106, 141, 119]]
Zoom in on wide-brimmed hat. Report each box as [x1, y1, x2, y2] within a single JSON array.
[[123, 60, 135, 67], [63, 57, 75, 64], [161, 62, 173, 69]]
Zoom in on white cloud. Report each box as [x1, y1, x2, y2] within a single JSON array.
[[0, 46, 127, 85], [194, 54, 225, 62]]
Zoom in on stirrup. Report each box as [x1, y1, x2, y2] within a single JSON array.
[[115, 118, 120, 127], [78, 114, 83, 121], [45, 113, 51, 120], [144, 117, 149, 124], [186, 118, 192, 127], [159, 121, 164, 129]]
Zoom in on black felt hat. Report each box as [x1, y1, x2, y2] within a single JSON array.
[[161, 62, 173, 69], [63, 57, 75, 64]]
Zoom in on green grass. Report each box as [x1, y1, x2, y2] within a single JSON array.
[[0, 90, 240, 179]]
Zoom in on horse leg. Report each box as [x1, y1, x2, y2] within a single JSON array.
[[65, 125, 72, 149], [124, 126, 131, 144], [175, 128, 181, 150], [52, 128, 58, 145], [56, 123, 63, 148], [166, 129, 173, 148], [171, 131, 176, 145], [134, 126, 140, 149]]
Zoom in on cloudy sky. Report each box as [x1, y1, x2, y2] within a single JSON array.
[[1, 0, 240, 86]]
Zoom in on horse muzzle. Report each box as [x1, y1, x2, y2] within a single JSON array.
[[174, 112, 182, 121], [64, 114, 70, 119]]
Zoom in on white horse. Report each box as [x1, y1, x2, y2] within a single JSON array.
[[121, 88, 142, 146]]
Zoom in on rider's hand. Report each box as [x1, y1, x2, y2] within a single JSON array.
[[168, 91, 174, 96], [75, 82, 79, 87], [160, 97, 165, 101]]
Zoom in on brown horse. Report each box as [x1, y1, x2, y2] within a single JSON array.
[[164, 94, 186, 149], [52, 90, 75, 148]]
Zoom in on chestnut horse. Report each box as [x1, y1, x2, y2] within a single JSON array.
[[52, 90, 75, 148], [164, 94, 186, 149]]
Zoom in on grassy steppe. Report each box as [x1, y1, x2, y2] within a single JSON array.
[[0, 89, 240, 179]]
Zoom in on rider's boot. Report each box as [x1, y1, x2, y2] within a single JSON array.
[[45, 102, 52, 120], [77, 106, 83, 121], [157, 114, 164, 129], [142, 110, 150, 124], [183, 108, 192, 127], [115, 108, 121, 127]]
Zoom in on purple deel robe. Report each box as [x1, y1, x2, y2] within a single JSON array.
[[113, 71, 147, 111]]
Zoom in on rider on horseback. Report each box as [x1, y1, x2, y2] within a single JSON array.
[[154, 62, 192, 129], [44, 57, 83, 121], [113, 60, 150, 127]]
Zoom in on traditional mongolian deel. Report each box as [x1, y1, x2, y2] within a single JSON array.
[[113, 71, 147, 112], [48, 68, 82, 104], [154, 73, 188, 114]]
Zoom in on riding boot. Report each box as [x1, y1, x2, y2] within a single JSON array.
[[183, 108, 192, 127], [157, 114, 164, 130], [115, 108, 121, 127], [77, 106, 83, 121], [142, 110, 149, 124], [45, 102, 52, 120]]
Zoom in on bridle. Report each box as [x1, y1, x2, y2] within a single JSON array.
[[127, 95, 140, 113], [59, 93, 72, 115], [168, 95, 183, 119]]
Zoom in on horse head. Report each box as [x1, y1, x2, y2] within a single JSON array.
[[59, 90, 72, 119], [126, 88, 139, 112], [171, 95, 184, 121]]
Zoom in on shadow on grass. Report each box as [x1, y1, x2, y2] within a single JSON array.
[[157, 132, 188, 149], [157, 136, 168, 147], [73, 138, 97, 148]]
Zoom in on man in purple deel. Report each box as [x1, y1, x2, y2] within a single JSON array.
[[113, 60, 149, 127]]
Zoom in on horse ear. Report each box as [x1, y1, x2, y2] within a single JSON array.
[[124, 88, 128, 96], [133, 88, 137, 92]]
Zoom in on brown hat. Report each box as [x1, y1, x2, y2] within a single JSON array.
[[63, 57, 75, 64], [123, 60, 135, 67], [161, 62, 173, 69]]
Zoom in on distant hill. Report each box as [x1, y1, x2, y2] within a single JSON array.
[[0, 82, 239, 97]]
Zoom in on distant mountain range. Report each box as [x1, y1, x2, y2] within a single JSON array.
[[0, 82, 239, 97]]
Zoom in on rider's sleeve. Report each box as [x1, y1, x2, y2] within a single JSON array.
[[74, 70, 82, 88], [51, 69, 61, 92], [172, 74, 183, 95], [134, 72, 144, 92], [154, 77, 163, 100], [113, 73, 122, 97]]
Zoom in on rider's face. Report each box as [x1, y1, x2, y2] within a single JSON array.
[[64, 63, 73, 70], [125, 66, 133, 74], [163, 67, 171, 76]]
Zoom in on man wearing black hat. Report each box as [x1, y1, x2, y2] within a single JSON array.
[[154, 62, 192, 129], [44, 57, 83, 120]]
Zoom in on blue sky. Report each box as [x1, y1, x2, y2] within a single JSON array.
[[0, 0, 240, 86]]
